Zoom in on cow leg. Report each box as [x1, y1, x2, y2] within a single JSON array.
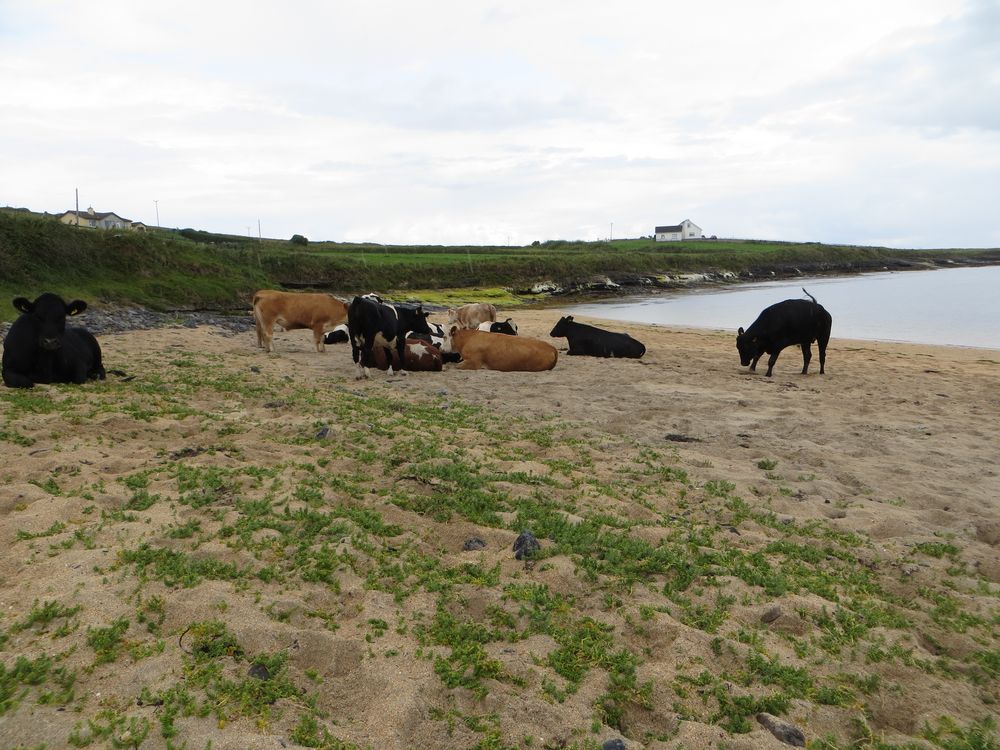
[[313, 326, 326, 353], [800, 342, 812, 374], [261, 322, 275, 353], [765, 351, 780, 377], [2, 369, 35, 388], [749, 355, 760, 372], [817, 338, 828, 374]]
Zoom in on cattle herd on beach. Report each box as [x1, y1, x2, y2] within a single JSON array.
[[2, 288, 833, 388]]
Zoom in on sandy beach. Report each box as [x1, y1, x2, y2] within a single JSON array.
[[1, 308, 997, 749]]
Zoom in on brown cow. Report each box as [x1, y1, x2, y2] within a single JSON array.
[[443, 327, 557, 372], [252, 290, 348, 353], [447, 303, 497, 330], [362, 338, 443, 372]]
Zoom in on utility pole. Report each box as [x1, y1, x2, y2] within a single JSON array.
[[610, 221, 614, 241], [75, 188, 80, 226], [257, 219, 262, 242], [154, 200, 159, 227]]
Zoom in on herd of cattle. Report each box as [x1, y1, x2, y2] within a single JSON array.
[[1, 289, 832, 388]]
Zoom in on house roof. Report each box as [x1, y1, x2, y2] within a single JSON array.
[[61, 209, 132, 223], [655, 224, 683, 233]]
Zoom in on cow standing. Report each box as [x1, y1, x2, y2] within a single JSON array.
[[447, 303, 497, 330], [2, 293, 105, 389], [736, 288, 832, 376], [347, 296, 432, 379], [442, 327, 557, 372], [253, 290, 348, 353], [549, 316, 645, 358]]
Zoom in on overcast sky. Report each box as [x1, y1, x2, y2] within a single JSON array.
[[2, 0, 998, 247]]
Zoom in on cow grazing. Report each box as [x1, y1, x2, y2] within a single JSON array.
[[442, 327, 557, 372], [253, 290, 348, 353], [736, 288, 832, 377], [2, 293, 105, 389], [361, 338, 443, 372], [347, 296, 432, 379], [447, 303, 497, 330], [324, 324, 349, 345], [549, 316, 646, 358], [477, 318, 518, 335]]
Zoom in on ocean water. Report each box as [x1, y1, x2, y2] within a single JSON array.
[[565, 265, 1000, 350]]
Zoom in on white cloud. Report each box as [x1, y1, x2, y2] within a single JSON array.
[[1, 0, 996, 248]]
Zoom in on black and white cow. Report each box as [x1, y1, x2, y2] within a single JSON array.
[[736, 288, 832, 376], [2, 293, 106, 388], [478, 318, 518, 335], [549, 316, 646, 358], [347, 295, 432, 379], [323, 323, 349, 344]]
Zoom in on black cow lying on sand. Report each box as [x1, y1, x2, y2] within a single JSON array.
[[2, 293, 106, 388], [736, 288, 833, 376], [480, 318, 518, 335], [549, 316, 646, 358], [347, 295, 432, 379]]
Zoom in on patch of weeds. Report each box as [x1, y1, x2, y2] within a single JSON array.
[[757, 459, 778, 471], [291, 712, 360, 749], [86, 617, 130, 664], [913, 541, 961, 559], [16, 521, 67, 541], [0, 654, 52, 716], [68, 708, 150, 748], [10, 599, 81, 635]]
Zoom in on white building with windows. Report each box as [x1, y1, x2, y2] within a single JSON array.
[[59, 206, 145, 231], [654, 219, 703, 241]]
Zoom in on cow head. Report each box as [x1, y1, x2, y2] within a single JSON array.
[[13, 293, 87, 351], [441, 325, 460, 353], [549, 315, 572, 338], [736, 326, 759, 367], [407, 306, 432, 337]]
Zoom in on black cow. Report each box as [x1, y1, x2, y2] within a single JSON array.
[[347, 296, 432, 379], [2, 293, 106, 389], [487, 318, 518, 335], [549, 316, 646, 358], [323, 324, 349, 344], [736, 288, 832, 377]]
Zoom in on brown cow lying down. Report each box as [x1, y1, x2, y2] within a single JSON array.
[[361, 338, 443, 372], [443, 327, 557, 372], [253, 290, 348, 353], [447, 302, 497, 330]]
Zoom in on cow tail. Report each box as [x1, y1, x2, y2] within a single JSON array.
[[802, 288, 818, 306]]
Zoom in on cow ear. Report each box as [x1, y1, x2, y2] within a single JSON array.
[[13, 297, 32, 314], [66, 300, 88, 316], [566, 316, 573, 322], [737, 327, 744, 335], [449, 325, 458, 336]]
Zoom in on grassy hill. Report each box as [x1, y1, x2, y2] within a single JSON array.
[[2, 208, 998, 320]]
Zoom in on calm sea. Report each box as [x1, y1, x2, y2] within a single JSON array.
[[566, 265, 1000, 350]]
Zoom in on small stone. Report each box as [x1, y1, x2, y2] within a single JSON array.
[[248, 663, 271, 681], [315, 426, 332, 440], [512, 530, 541, 560], [602, 739, 626, 750], [756, 712, 805, 747], [463, 537, 487, 551], [249, 366, 261, 373], [761, 605, 782, 623]]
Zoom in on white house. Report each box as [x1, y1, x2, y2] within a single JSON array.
[[654, 219, 703, 241], [59, 206, 144, 230]]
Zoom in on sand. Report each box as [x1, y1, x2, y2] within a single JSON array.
[[1, 308, 997, 749]]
